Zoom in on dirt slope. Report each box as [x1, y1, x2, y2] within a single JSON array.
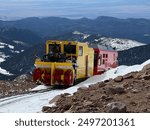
[[42, 64, 150, 113], [0, 74, 36, 98]]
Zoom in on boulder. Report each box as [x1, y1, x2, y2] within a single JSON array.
[[49, 95, 61, 104], [105, 85, 125, 95], [146, 93, 150, 99], [114, 76, 123, 82], [107, 102, 127, 113], [142, 64, 150, 71]]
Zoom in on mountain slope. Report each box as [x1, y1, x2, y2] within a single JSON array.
[[119, 45, 150, 65], [0, 27, 43, 45], [0, 16, 150, 43]]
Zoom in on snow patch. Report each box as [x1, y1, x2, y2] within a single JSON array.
[[72, 31, 90, 39], [0, 42, 14, 49], [13, 40, 26, 45], [31, 85, 49, 91], [0, 67, 13, 75], [0, 57, 5, 62], [94, 37, 146, 51], [10, 50, 20, 53]]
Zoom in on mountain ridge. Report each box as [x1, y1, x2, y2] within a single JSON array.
[[0, 16, 150, 43]]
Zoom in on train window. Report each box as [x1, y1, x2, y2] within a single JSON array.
[[99, 54, 102, 65], [79, 46, 83, 56], [49, 44, 60, 53], [114, 54, 116, 61], [64, 44, 76, 54], [103, 59, 105, 64], [103, 54, 105, 58], [106, 54, 108, 58]]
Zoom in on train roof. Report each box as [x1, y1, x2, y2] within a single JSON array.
[[89, 44, 116, 51]]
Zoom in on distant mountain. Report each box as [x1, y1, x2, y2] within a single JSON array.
[[0, 27, 44, 78], [0, 43, 45, 80], [0, 27, 43, 45], [0, 16, 150, 43]]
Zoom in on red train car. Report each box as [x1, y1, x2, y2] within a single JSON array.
[[91, 44, 118, 75]]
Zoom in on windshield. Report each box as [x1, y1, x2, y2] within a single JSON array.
[[64, 44, 76, 54], [49, 44, 61, 53]]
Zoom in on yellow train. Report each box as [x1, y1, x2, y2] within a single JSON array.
[[33, 40, 118, 86], [33, 40, 94, 86]]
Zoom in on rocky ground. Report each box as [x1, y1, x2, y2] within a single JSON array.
[[42, 64, 150, 113], [0, 74, 36, 98]]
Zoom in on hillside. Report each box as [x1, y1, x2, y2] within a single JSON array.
[[119, 45, 150, 65], [42, 61, 150, 113]]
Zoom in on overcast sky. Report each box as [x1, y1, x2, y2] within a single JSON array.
[[0, 0, 150, 20]]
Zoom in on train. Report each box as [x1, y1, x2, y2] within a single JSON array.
[[33, 40, 118, 86]]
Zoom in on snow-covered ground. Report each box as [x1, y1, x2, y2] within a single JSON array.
[[94, 37, 145, 51], [71, 31, 146, 51], [0, 59, 150, 113], [0, 67, 13, 75]]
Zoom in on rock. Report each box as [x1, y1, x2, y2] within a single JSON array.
[[143, 74, 150, 80], [63, 93, 71, 96], [83, 101, 93, 106], [101, 95, 107, 99], [142, 64, 150, 71], [97, 82, 106, 88], [123, 72, 135, 79], [114, 76, 123, 82], [130, 101, 137, 106], [78, 87, 88, 91], [146, 93, 150, 99], [107, 102, 127, 113], [49, 95, 61, 104], [14, 74, 33, 82], [105, 86, 125, 95], [42, 106, 51, 112], [131, 89, 139, 94]]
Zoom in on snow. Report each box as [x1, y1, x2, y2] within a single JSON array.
[[10, 50, 20, 53], [0, 67, 13, 75], [0, 57, 5, 62], [0, 52, 10, 63], [94, 37, 146, 51], [13, 40, 26, 45], [72, 31, 90, 39], [0, 59, 150, 113], [0, 42, 14, 49], [31, 85, 49, 91], [8, 45, 14, 49], [0, 46, 5, 48]]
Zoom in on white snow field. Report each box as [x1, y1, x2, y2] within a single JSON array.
[[0, 59, 150, 113]]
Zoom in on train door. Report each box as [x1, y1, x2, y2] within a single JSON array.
[[93, 51, 98, 75], [85, 55, 88, 77]]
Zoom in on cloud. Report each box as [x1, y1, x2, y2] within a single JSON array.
[[0, 0, 150, 20]]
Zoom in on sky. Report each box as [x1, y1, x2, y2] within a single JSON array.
[[0, 0, 150, 20]]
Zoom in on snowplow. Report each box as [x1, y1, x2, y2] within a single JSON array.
[[33, 40, 94, 86], [33, 40, 118, 86]]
